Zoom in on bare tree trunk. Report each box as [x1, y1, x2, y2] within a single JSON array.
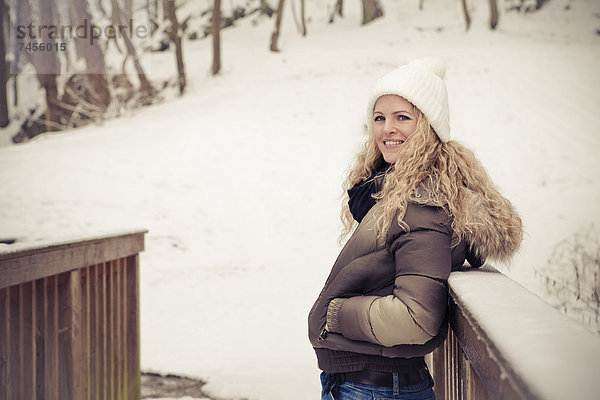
[[291, 0, 299, 32], [23, 0, 60, 132], [290, 0, 305, 36], [39, 0, 59, 132], [461, 0, 471, 31], [300, 0, 306, 36], [13, 0, 26, 107], [270, 0, 285, 52], [39, 75, 59, 131], [328, 0, 344, 23], [95, 0, 109, 20], [68, 0, 111, 112], [111, 0, 155, 102], [212, 0, 221, 75], [162, 0, 169, 21], [361, 0, 383, 25], [12, 73, 16, 107], [0, 0, 9, 127], [165, 0, 186, 93], [490, 0, 499, 29], [151, 0, 166, 23], [124, 0, 133, 20], [151, 0, 159, 22]]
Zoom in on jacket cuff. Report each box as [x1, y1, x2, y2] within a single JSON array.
[[326, 298, 347, 333]]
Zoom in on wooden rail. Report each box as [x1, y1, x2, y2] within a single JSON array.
[[0, 230, 146, 400], [428, 265, 600, 400]]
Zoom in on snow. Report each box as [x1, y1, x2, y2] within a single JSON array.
[[1, 0, 600, 399], [449, 267, 600, 400]]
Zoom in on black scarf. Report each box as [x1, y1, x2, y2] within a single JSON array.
[[347, 163, 390, 223]]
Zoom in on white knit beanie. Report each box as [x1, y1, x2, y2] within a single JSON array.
[[366, 57, 450, 142]]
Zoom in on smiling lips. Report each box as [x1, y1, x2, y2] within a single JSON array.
[[383, 139, 404, 147]]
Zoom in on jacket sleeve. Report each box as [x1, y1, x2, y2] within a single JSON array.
[[326, 204, 452, 347]]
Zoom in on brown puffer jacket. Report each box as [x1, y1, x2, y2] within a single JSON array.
[[307, 187, 522, 373]]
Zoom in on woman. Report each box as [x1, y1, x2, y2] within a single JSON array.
[[307, 57, 523, 399]]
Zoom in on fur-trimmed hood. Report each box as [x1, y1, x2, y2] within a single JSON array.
[[459, 188, 523, 264], [411, 183, 523, 265]]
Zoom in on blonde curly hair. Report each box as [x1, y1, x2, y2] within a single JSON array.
[[340, 104, 522, 255]]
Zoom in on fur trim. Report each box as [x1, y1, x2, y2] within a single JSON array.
[[460, 189, 523, 263], [410, 182, 523, 263]]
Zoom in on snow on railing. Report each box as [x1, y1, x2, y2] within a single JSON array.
[[0, 230, 146, 400], [428, 265, 600, 400]]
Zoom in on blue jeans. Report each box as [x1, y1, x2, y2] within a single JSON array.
[[320, 371, 436, 400]]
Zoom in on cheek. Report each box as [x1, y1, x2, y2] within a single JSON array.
[[407, 121, 418, 135], [372, 132, 383, 151], [372, 126, 384, 141]]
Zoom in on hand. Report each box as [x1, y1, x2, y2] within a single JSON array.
[[466, 246, 485, 268]]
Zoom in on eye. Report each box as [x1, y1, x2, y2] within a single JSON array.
[[374, 115, 385, 122], [397, 114, 411, 121]]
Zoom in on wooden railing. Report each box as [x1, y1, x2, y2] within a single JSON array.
[[428, 265, 600, 400], [0, 230, 146, 400]]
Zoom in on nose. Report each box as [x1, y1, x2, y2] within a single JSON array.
[[383, 119, 397, 134]]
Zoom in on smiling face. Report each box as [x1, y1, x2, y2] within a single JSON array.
[[372, 95, 418, 164]]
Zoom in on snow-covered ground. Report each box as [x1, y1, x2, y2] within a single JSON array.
[[1, 1, 599, 399]]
